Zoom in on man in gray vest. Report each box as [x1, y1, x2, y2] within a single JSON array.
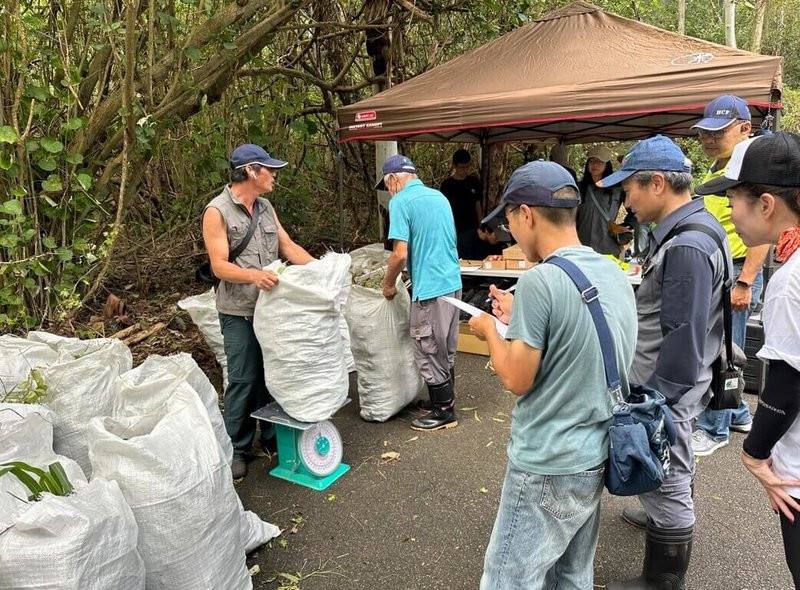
[[203, 144, 314, 480]]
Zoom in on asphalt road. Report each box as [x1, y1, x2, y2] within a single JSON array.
[[237, 353, 794, 590]]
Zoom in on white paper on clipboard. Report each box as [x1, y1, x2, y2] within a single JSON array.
[[442, 296, 508, 339]]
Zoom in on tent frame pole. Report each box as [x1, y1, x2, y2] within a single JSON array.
[[480, 132, 491, 216]]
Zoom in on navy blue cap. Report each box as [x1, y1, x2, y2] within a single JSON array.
[[481, 161, 580, 225], [229, 144, 288, 170], [598, 135, 692, 188], [692, 95, 751, 132], [375, 154, 417, 189]]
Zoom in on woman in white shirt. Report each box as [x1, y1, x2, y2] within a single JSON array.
[[696, 131, 800, 587]]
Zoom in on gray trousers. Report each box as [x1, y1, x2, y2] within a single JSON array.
[[409, 290, 461, 386], [639, 417, 696, 529]]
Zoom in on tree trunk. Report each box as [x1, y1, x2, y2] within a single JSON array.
[[677, 0, 686, 35], [751, 0, 768, 52]]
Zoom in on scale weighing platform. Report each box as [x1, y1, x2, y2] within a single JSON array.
[[251, 400, 350, 491]]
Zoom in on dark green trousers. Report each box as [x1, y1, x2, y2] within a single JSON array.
[[219, 313, 274, 458]]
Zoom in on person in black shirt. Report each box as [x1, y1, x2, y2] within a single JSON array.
[[441, 149, 483, 257]]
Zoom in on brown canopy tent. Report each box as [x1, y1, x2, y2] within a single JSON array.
[[337, 2, 783, 145]]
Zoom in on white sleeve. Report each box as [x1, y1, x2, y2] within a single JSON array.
[[758, 293, 800, 373]]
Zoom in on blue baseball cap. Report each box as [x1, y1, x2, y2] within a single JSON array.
[[375, 154, 418, 189], [598, 135, 692, 188], [692, 95, 751, 132], [481, 160, 580, 225], [229, 144, 288, 170]]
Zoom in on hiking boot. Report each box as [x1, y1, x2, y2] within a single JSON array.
[[623, 506, 648, 530], [411, 380, 458, 431], [730, 419, 753, 434], [607, 524, 693, 590], [691, 429, 728, 457], [231, 457, 248, 481]]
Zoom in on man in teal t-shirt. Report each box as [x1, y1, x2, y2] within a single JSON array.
[[470, 161, 637, 589], [379, 155, 462, 431]]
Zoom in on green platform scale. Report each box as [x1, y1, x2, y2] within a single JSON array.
[[251, 400, 350, 491]]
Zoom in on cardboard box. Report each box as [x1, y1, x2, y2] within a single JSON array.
[[505, 260, 535, 271], [456, 322, 489, 356], [459, 259, 484, 268], [502, 244, 527, 261], [482, 259, 506, 270]]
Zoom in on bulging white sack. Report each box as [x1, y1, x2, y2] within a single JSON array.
[[0, 335, 60, 395], [177, 289, 229, 391], [345, 245, 423, 421], [0, 405, 88, 533], [253, 253, 351, 422], [39, 341, 132, 477], [116, 353, 233, 465], [87, 388, 250, 590], [0, 478, 145, 590]]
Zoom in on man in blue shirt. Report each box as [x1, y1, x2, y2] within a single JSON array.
[[379, 155, 463, 431], [599, 136, 730, 590], [470, 161, 637, 589]]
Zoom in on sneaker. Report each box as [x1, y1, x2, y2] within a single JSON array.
[[231, 457, 248, 481], [691, 430, 729, 457], [730, 420, 753, 434]]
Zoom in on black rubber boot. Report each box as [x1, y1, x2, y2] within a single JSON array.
[[411, 380, 458, 431], [607, 524, 693, 590], [413, 367, 455, 414]]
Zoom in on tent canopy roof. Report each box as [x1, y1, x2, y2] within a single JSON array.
[[338, 2, 782, 145]]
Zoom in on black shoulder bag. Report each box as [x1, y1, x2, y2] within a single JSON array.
[[659, 223, 745, 411], [196, 204, 262, 286]]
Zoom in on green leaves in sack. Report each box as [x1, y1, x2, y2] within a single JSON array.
[[0, 460, 74, 500]]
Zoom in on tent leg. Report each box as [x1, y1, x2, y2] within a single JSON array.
[[480, 134, 491, 217], [336, 149, 345, 250]]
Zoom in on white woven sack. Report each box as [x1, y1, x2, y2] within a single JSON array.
[[253, 253, 351, 422], [26, 331, 133, 364], [117, 353, 233, 465], [0, 405, 88, 533], [0, 478, 145, 590], [36, 341, 132, 477], [87, 388, 250, 590], [345, 245, 423, 421], [177, 289, 229, 390], [0, 335, 60, 395]]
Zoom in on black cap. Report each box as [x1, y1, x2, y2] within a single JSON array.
[[695, 132, 800, 195]]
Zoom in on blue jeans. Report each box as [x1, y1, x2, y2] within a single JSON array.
[[481, 462, 605, 590], [696, 265, 763, 441]]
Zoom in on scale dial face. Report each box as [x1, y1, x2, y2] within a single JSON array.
[[298, 420, 343, 477]]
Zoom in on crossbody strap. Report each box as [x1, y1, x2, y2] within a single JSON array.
[[228, 202, 262, 263], [659, 222, 734, 370], [586, 186, 614, 223], [544, 256, 623, 402]]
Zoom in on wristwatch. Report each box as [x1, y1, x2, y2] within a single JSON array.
[[735, 278, 752, 289]]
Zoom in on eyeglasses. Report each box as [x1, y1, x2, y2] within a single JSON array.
[[498, 205, 521, 233], [697, 122, 744, 140]]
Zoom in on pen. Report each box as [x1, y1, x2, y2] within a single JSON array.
[[485, 283, 517, 304]]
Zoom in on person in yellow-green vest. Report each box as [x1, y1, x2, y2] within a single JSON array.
[[691, 95, 771, 457]]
